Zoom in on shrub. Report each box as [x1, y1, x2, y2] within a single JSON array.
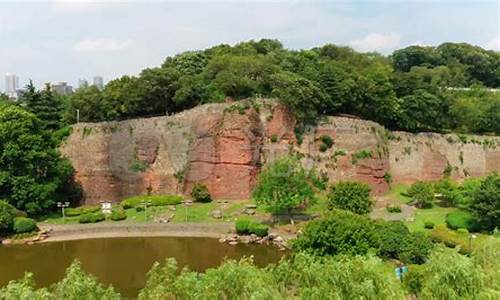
[[319, 135, 334, 148], [270, 134, 278, 143], [457, 228, 469, 235], [327, 181, 373, 215], [403, 265, 425, 295], [0, 200, 16, 233], [445, 210, 477, 231], [400, 232, 434, 264], [235, 218, 252, 234], [121, 195, 183, 209], [319, 143, 328, 152], [428, 225, 471, 254], [110, 208, 127, 221], [293, 210, 378, 256], [407, 181, 434, 208], [12, 217, 37, 234], [191, 183, 212, 203], [424, 221, 435, 229], [235, 218, 269, 237], [386, 205, 402, 213], [248, 223, 269, 237], [78, 212, 105, 224], [66, 205, 100, 217]]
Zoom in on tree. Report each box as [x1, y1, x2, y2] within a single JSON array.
[[0, 103, 77, 215], [21, 81, 63, 130], [469, 173, 500, 231], [407, 181, 435, 208], [252, 157, 315, 223], [392, 45, 441, 72], [65, 85, 104, 123], [0, 200, 16, 234], [327, 181, 373, 214], [398, 90, 449, 132]]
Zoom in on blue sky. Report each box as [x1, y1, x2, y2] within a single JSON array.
[[0, 0, 498, 91]]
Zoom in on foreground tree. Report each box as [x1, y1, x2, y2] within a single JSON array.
[[469, 173, 500, 231], [0, 103, 76, 215], [252, 157, 315, 223]]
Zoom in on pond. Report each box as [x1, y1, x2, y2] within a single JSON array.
[[0, 237, 285, 297]]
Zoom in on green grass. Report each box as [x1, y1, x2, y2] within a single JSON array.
[[387, 184, 412, 204], [406, 206, 458, 232]]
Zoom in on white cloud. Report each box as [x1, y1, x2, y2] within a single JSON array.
[[349, 33, 401, 53], [485, 37, 500, 51], [74, 39, 133, 52]]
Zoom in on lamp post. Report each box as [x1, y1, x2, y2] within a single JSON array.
[[76, 109, 80, 123], [57, 202, 70, 220], [141, 200, 152, 221], [468, 234, 477, 256], [184, 200, 193, 222]]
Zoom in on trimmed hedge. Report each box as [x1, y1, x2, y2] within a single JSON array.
[[235, 218, 269, 237], [78, 212, 106, 224], [424, 222, 435, 229], [121, 195, 183, 209], [13, 217, 37, 234], [429, 225, 470, 254], [445, 210, 477, 231], [110, 208, 127, 221], [65, 205, 100, 217]]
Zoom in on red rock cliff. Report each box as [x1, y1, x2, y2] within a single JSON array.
[[60, 100, 500, 204]]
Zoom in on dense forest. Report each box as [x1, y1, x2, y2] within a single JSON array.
[[63, 39, 500, 134]]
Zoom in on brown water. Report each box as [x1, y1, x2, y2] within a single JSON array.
[[0, 237, 284, 297]]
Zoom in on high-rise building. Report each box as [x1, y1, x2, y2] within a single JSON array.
[[93, 76, 104, 90], [5, 73, 19, 99], [51, 82, 73, 96], [78, 79, 89, 89]]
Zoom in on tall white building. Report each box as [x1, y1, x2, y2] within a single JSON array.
[[93, 76, 104, 90], [5, 73, 19, 99]]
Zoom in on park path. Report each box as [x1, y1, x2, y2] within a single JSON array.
[[38, 222, 233, 243]]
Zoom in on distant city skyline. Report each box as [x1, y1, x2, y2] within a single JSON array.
[[2, 73, 105, 94], [0, 0, 498, 91]]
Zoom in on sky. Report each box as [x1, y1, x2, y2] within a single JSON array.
[[0, 0, 499, 91]]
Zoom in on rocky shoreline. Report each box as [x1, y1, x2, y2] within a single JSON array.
[[219, 233, 289, 251]]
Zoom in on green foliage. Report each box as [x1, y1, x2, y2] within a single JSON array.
[[319, 134, 333, 148], [252, 157, 316, 217], [65, 205, 100, 217], [0, 261, 120, 299], [110, 208, 127, 221], [78, 212, 105, 224], [418, 246, 491, 299], [386, 205, 402, 213], [424, 221, 435, 229], [190, 183, 212, 203], [293, 210, 378, 256], [0, 103, 78, 215], [235, 218, 269, 237], [407, 181, 435, 208], [327, 181, 373, 214], [383, 171, 393, 185], [139, 253, 404, 299], [469, 172, 500, 231], [0, 200, 16, 233], [445, 210, 477, 231], [270, 134, 278, 143], [20, 81, 64, 131], [12, 217, 37, 234], [351, 149, 373, 164], [120, 195, 183, 209]]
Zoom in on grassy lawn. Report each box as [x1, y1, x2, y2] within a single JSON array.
[[405, 206, 457, 232], [39, 200, 255, 225], [388, 184, 412, 204]]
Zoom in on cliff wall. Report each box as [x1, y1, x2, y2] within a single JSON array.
[[60, 100, 500, 204]]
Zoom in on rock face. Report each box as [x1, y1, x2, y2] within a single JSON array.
[[60, 100, 500, 205]]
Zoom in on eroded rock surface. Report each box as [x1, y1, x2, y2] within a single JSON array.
[[60, 100, 500, 204]]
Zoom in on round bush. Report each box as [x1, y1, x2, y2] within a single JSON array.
[[66, 205, 100, 217], [0, 200, 16, 233], [445, 210, 477, 231], [13, 217, 37, 234], [424, 221, 435, 229], [327, 181, 373, 214], [191, 183, 212, 203], [110, 208, 127, 221]]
